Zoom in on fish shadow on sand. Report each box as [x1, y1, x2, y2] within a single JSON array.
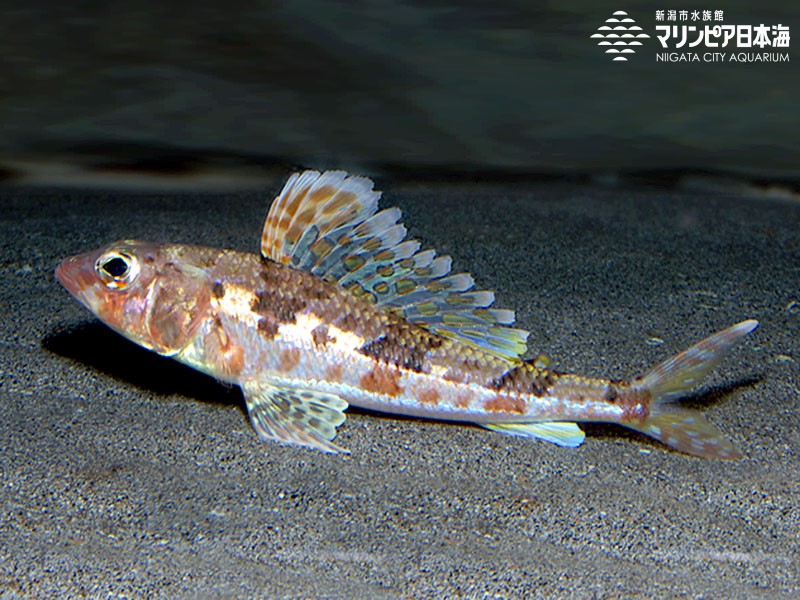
[[43, 321, 240, 407]]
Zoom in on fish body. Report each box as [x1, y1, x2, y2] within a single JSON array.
[[56, 171, 758, 458]]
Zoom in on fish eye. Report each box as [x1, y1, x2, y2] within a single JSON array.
[[102, 256, 129, 278], [95, 251, 140, 289]]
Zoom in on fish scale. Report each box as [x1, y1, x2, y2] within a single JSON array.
[[56, 170, 758, 458]]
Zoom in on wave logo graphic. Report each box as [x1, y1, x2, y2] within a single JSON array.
[[591, 10, 650, 61]]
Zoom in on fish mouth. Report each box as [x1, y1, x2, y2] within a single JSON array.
[[56, 256, 85, 297], [55, 251, 102, 310]]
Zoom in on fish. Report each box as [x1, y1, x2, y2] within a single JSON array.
[[56, 170, 758, 458]]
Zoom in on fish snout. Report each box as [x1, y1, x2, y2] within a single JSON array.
[[56, 251, 101, 302]]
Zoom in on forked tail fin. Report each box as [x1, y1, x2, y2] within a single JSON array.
[[629, 320, 758, 459]]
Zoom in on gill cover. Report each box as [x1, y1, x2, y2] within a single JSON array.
[[145, 262, 212, 355]]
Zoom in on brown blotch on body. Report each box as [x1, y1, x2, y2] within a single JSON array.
[[483, 395, 526, 414], [454, 394, 472, 409], [488, 364, 554, 398], [221, 342, 245, 377], [311, 324, 334, 346], [257, 315, 280, 338], [252, 263, 334, 324], [211, 281, 225, 299], [357, 322, 442, 374], [279, 348, 301, 373], [251, 288, 305, 324], [441, 358, 487, 383], [325, 363, 344, 383], [418, 388, 441, 405], [360, 365, 404, 397], [333, 311, 361, 334], [604, 385, 619, 403], [205, 321, 245, 377], [619, 387, 650, 423]]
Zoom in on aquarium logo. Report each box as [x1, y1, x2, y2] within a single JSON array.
[[591, 10, 651, 61]]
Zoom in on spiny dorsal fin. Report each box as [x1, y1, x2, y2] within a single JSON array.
[[261, 171, 381, 267], [261, 170, 529, 361]]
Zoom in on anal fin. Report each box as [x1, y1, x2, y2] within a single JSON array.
[[483, 421, 586, 448], [242, 380, 349, 453]]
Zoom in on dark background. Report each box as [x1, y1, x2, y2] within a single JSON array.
[[1, 1, 797, 186]]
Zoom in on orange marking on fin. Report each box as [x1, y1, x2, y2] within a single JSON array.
[[310, 185, 335, 203], [360, 365, 404, 396], [322, 191, 357, 212], [284, 187, 309, 217]]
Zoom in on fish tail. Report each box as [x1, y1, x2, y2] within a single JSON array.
[[628, 320, 758, 459]]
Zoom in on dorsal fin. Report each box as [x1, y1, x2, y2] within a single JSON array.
[[261, 170, 529, 361]]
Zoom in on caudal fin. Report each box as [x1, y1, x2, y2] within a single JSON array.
[[629, 320, 758, 459]]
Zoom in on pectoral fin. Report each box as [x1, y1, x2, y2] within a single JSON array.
[[483, 421, 586, 448], [242, 380, 349, 453]]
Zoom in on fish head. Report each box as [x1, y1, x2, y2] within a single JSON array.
[[56, 240, 212, 355]]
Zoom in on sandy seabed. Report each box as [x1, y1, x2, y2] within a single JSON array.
[[1, 177, 798, 598]]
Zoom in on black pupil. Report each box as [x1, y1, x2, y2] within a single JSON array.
[[102, 257, 129, 278]]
